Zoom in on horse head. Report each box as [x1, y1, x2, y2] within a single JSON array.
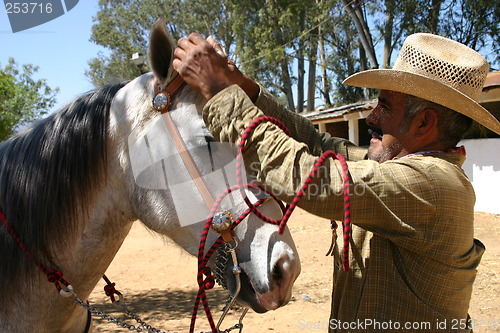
[[110, 19, 301, 314]]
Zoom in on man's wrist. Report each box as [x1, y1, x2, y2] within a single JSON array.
[[238, 75, 260, 103]]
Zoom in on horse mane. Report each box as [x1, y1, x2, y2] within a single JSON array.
[[0, 82, 126, 292]]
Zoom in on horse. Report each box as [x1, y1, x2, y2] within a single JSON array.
[[0, 20, 301, 332]]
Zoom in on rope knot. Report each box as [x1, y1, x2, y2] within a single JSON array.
[[46, 269, 63, 284], [203, 275, 215, 290], [201, 267, 211, 277], [104, 282, 117, 297], [199, 267, 215, 290]]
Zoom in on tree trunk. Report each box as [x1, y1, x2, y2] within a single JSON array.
[[382, 0, 395, 68], [281, 59, 295, 111], [271, 19, 295, 111], [296, 9, 306, 113], [429, 0, 443, 34], [318, 27, 332, 107], [307, 31, 318, 112], [341, 0, 379, 68]]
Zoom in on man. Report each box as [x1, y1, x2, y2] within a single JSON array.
[[173, 33, 500, 331]]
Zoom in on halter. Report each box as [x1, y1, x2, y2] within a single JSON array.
[[150, 76, 348, 333], [153, 75, 254, 332]]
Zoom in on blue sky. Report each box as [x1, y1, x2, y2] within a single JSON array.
[[0, 1, 105, 112]]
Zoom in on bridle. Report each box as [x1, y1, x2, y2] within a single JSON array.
[[153, 75, 258, 332], [0, 73, 353, 333], [153, 75, 217, 211], [150, 76, 353, 333]]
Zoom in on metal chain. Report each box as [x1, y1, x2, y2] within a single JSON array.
[[67, 293, 244, 333], [220, 323, 243, 333], [213, 242, 231, 290], [67, 295, 171, 333]]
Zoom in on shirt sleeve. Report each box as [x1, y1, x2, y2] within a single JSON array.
[[254, 85, 368, 161], [205, 84, 367, 160]]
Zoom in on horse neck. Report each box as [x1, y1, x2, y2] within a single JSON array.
[[3, 176, 135, 332], [0, 106, 136, 332], [65, 164, 135, 294]]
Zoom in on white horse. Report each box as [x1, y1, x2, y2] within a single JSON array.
[[0, 20, 300, 332]]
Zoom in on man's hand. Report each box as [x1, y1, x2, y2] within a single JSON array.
[[173, 33, 233, 100], [173, 33, 259, 101]]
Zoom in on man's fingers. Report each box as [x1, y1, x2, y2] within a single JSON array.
[[172, 58, 182, 73], [187, 32, 206, 44], [176, 36, 192, 51], [172, 46, 186, 73], [173, 46, 186, 60], [207, 36, 226, 57]]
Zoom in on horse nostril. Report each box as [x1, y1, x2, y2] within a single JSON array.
[[272, 263, 283, 282]]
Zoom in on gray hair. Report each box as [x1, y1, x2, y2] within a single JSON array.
[[401, 95, 473, 148]]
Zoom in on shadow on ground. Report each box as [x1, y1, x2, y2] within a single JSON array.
[[90, 286, 242, 332]]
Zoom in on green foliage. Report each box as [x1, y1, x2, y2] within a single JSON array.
[[87, 0, 236, 86], [87, 0, 499, 108], [0, 58, 58, 141]]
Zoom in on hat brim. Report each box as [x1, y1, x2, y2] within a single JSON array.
[[343, 69, 500, 135]]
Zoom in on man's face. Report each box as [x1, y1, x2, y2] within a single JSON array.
[[366, 90, 411, 163]]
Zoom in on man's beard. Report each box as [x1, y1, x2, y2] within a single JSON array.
[[368, 142, 403, 163], [366, 127, 403, 163]]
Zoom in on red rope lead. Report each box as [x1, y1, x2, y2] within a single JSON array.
[[190, 115, 353, 332], [0, 212, 70, 291], [102, 274, 123, 303], [190, 183, 269, 333], [235, 116, 352, 271]]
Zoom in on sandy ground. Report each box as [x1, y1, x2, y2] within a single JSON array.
[[89, 209, 500, 333]]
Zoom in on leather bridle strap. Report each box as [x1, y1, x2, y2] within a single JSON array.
[[153, 76, 216, 210]]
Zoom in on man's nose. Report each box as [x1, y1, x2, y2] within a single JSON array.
[[366, 105, 381, 128]]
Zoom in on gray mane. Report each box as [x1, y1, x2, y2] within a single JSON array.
[[0, 82, 126, 293]]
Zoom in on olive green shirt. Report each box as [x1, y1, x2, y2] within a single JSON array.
[[203, 84, 485, 332]]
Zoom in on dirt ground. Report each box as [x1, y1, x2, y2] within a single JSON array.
[[89, 209, 500, 333]]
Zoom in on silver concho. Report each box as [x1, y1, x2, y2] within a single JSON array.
[[153, 91, 171, 111], [211, 210, 233, 233]]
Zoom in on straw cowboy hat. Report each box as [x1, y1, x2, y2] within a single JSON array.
[[343, 33, 500, 135]]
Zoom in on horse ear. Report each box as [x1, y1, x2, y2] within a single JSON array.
[[149, 18, 176, 88]]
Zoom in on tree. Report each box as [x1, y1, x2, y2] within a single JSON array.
[[0, 58, 58, 140], [87, 0, 499, 109], [340, 0, 499, 103], [87, 0, 236, 86], [230, 0, 305, 111]]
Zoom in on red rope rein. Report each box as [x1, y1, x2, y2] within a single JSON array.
[[0, 211, 70, 293], [236, 116, 352, 271], [190, 115, 352, 333], [190, 183, 272, 333]]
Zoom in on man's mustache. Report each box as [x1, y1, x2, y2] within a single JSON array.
[[368, 127, 383, 139]]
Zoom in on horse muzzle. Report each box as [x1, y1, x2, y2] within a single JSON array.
[[221, 241, 301, 313]]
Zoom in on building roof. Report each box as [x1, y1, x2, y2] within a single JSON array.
[[480, 71, 500, 105], [302, 99, 376, 122], [483, 71, 500, 89]]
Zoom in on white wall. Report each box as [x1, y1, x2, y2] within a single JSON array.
[[460, 138, 500, 214]]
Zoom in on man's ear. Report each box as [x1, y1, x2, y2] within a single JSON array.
[[412, 108, 439, 139]]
